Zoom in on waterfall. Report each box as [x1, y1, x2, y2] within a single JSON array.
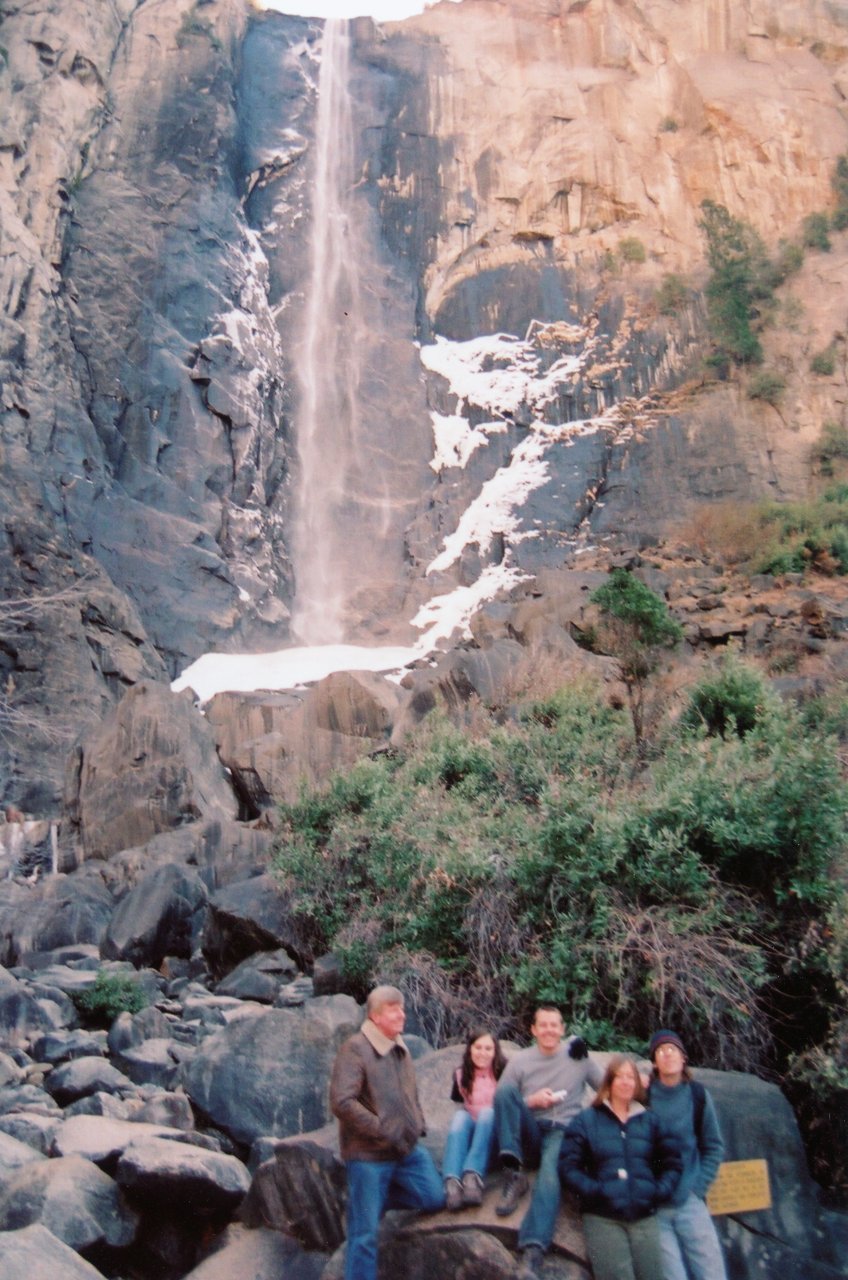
[[291, 19, 364, 645]]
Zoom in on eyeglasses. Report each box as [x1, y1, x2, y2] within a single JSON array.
[[656, 1044, 683, 1055]]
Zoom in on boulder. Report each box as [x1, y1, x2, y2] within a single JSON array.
[[0, 1222, 111, 1280], [44, 1056, 133, 1106], [0, 1154, 137, 1251], [63, 683, 238, 861], [115, 1135, 250, 1212], [179, 1223, 328, 1280], [215, 948, 298, 1003], [202, 873, 306, 977], [241, 1137, 347, 1251], [53, 1114, 214, 1169], [0, 1111, 61, 1156], [101, 862, 208, 967], [31, 1029, 107, 1065], [0, 983, 71, 1047], [206, 670, 403, 809], [184, 996, 360, 1147], [0, 1129, 46, 1177]]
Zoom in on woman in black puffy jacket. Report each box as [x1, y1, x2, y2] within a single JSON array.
[[559, 1055, 682, 1280]]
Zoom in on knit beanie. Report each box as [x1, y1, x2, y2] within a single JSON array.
[[648, 1029, 687, 1061]]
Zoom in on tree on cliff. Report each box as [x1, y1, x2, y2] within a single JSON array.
[[699, 199, 773, 370], [588, 568, 683, 752]]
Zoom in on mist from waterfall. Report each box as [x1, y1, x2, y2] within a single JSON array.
[[291, 19, 364, 645]]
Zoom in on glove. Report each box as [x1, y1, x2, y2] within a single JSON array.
[[568, 1036, 588, 1060]]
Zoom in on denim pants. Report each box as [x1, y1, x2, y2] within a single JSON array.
[[441, 1106, 496, 1180], [582, 1212, 665, 1280], [494, 1080, 565, 1251], [657, 1194, 728, 1280], [344, 1144, 445, 1280]]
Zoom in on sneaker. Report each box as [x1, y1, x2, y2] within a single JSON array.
[[516, 1244, 545, 1278], [495, 1167, 529, 1217], [444, 1176, 464, 1211], [461, 1170, 484, 1206]]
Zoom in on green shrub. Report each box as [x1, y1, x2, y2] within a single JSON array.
[[832, 154, 848, 231], [656, 273, 689, 314], [73, 971, 147, 1028], [802, 212, 832, 252], [811, 346, 837, 376], [747, 369, 785, 404], [618, 236, 647, 264], [774, 239, 804, 282], [699, 199, 772, 367], [682, 653, 771, 738]]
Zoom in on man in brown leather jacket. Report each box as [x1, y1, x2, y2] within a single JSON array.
[[330, 985, 444, 1280]]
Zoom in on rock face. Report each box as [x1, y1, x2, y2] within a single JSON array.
[[3, 0, 848, 805]]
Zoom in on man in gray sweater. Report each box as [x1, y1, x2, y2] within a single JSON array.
[[494, 1005, 604, 1278]]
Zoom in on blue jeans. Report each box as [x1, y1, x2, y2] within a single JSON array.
[[657, 1193, 728, 1280], [344, 1144, 445, 1280], [494, 1080, 565, 1251], [442, 1106, 496, 1180]]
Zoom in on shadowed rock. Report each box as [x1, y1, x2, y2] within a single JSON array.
[[0, 1153, 137, 1251], [115, 1135, 250, 1212], [64, 683, 238, 861]]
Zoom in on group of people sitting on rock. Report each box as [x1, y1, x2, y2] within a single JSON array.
[[331, 986, 728, 1280]]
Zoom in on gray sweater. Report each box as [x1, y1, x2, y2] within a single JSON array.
[[498, 1039, 603, 1126]]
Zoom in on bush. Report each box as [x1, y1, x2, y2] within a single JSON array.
[[681, 653, 771, 738], [802, 211, 832, 252], [699, 199, 772, 367], [656, 273, 689, 315], [747, 369, 785, 405], [618, 236, 647, 263], [832, 154, 848, 231], [811, 346, 837, 376], [274, 674, 848, 1080], [73, 971, 147, 1028]]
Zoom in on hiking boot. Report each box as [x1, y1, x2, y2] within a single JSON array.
[[516, 1244, 545, 1278], [495, 1167, 529, 1217], [461, 1170, 484, 1206], [444, 1176, 464, 1212]]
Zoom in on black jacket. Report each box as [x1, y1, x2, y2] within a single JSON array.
[[559, 1102, 682, 1221]]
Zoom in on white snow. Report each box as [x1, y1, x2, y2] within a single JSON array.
[[260, 0, 461, 20], [427, 429, 552, 573], [429, 412, 504, 472], [172, 644, 421, 703]]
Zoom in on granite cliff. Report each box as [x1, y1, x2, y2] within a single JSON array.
[[3, 0, 848, 802]]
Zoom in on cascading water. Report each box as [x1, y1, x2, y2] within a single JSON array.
[[291, 19, 365, 645]]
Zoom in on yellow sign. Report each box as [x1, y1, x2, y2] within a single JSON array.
[[706, 1159, 771, 1216]]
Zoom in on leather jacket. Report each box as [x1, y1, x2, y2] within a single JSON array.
[[330, 1019, 426, 1162]]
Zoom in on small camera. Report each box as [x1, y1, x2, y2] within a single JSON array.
[[550, 1089, 568, 1101]]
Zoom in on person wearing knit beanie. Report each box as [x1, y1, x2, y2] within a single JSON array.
[[646, 1029, 727, 1280]]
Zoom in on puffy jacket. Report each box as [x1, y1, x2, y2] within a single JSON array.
[[559, 1102, 682, 1221], [330, 1020, 426, 1162]]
